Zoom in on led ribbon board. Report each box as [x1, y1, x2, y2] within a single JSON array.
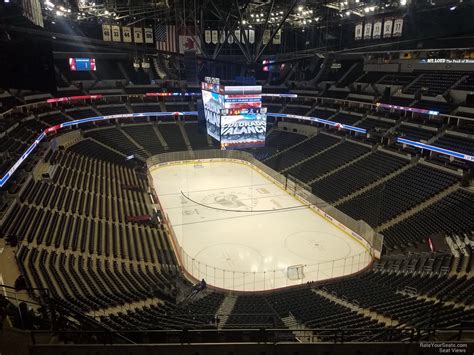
[[376, 102, 439, 116], [396, 137, 474, 162], [267, 113, 368, 134], [0, 112, 197, 188]]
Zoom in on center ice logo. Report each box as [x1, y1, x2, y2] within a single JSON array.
[[214, 194, 246, 209]]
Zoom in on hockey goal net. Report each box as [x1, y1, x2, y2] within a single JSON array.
[[287, 264, 305, 281]]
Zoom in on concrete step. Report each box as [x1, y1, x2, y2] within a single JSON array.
[[216, 295, 238, 329]]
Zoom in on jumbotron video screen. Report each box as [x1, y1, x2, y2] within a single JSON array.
[[201, 77, 267, 149]]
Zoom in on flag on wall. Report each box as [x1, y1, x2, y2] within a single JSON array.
[[122, 27, 132, 43], [134, 27, 143, 43], [156, 25, 177, 52], [392, 18, 404, 37], [355, 22, 363, 40], [102, 24, 111, 41], [383, 19, 393, 38], [372, 20, 382, 39], [144, 28, 153, 43]]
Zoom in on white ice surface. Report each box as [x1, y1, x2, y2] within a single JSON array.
[[151, 160, 370, 291]]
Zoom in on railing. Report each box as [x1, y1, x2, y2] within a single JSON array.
[[28, 326, 474, 345], [147, 150, 381, 291]]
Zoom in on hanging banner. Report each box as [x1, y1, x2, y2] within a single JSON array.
[[355, 22, 363, 40], [220, 30, 226, 43], [393, 18, 404, 37], [262, 29, 271, 44], [111, 25, 121, 42], [144, 28, 153, 43], [273, 29, 281, 44], [102, 24, 111, 41], [211, 30, 218, 44], [122, 26, 132, 43], [383, 18, 393, 38], [204, 30, 211, 44], [228, 30, 234, 44], [234, 29, 241, 43], [179, 35, 201, 54], [372, 19, 382, 39], [248, 29, 255, 44], [134, 27, 143, 43], [363, 22, 373, 40]]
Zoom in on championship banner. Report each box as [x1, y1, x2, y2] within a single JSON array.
[[363, 22, 373, 40], [262, 29, 271, 44], [234, 29, 241, 43], [102, 24, 111, 41], [205, 30, 211, 44], [211, 30, 218, 44], [383, 18, 393, 38], [355, 22, 363, 40], [248, 29, 255, 44], [111, 25, 121, 42], [134, 27, 143, 43], [228, 31, 234, 44], [144, 28, 153, 43], [122, 27, 132, 43], [373, 20, 382, 39], [273, 29, 281, 44], [393, 18, 404, 37], [220, 30, 226, 43]]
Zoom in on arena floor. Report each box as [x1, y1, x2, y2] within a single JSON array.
[[150, 160, 371, 291]]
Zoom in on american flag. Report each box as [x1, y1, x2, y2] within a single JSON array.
[[155, 24, 176, 53]]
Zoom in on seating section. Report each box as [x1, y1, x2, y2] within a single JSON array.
[[380, 73, 419, 86], [97, 105, 129, 116], [85, 127, 149, 158], [101, 293, 225, 330], [157, 124, 186, 151], [311, 151, 409, 203], [225, 296, 284, 329], [263, 134, 340, 172], [285, 141, 370, 183], [67, 139, 134, 167], [396, 124, 435, 141], [356, 117, 396, 131], [434, 134, 474, 155], [183, 123, 209, 150], [338, 164, 458, 227], [122, 124, 166, 155], [382, 189, 474, 249], [403, 72, 465, 96], [330, 112, 361, 125], [324, 272, 474, 328], [268, 288, 382, 341]]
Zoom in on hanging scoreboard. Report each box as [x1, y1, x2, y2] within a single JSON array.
[[201, 77, 267, 149]]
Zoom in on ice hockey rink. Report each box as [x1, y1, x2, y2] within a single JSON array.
[[150, 160, 372, 291]]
